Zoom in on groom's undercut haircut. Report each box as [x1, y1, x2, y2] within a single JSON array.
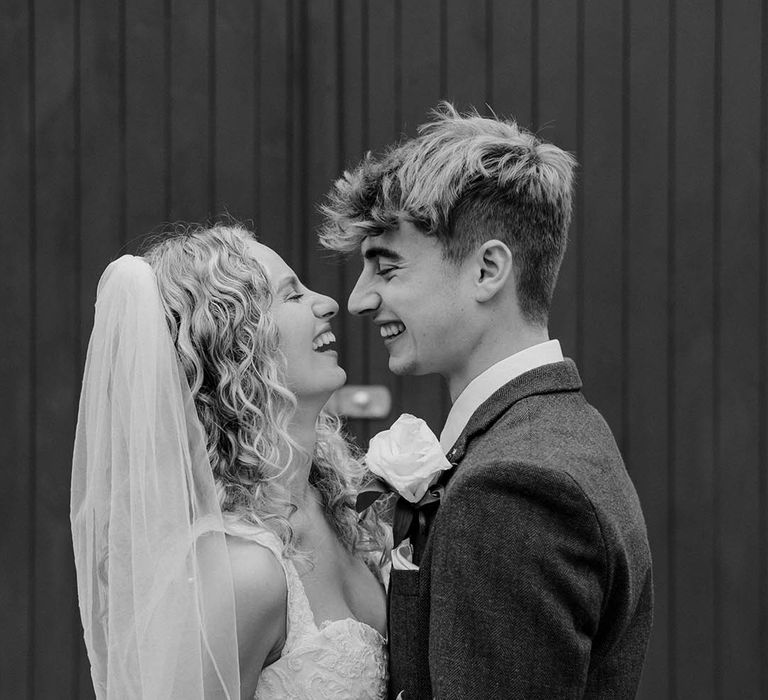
[[320, 102, 577, 325]]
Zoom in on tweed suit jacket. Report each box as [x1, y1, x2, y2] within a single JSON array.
[[387, 359, 653, 700]]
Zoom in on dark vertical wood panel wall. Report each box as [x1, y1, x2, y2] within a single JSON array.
[[627, 0, 671, 695], [674, 2, 718, 695], [0, 1, 765, 698], [1, 2, 33, 698]]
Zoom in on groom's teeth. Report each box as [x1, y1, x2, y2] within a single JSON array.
[[312, 331, 336, 351], [380, 322, 405, 338]]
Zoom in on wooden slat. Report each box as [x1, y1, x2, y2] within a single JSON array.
[[214, 0, 256, 220], [304, 0, 340, 296], [286, 0, 306, 280], [398, 0, 448, 436], [672, 0, 717, 695], [365, 1, 398, 162], [301, 0, 357, 440], [716, 0, 763, 692], [364, 1, 401, 436], [125, 0, 168, 245], [80, 0, 122, 349], [0, 1, 33, 697], [490, 0, 533, 129], [400, 0, 441, 135], [579, 0, 624, 441], [762, 7, 768, 691], [762, 18, 768, 691], [339, 0, 365, 169], [77, 1, 123, 695], [444, 0, 487, 109], [32, 0, 80, 695], [256, 0, 290, 258], [536, 0, 580, 362], [338, 0, 369, 442], [627, 0, 671, 696], [169, 0, 211, 222]]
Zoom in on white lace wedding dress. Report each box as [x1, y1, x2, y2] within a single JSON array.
[[246, 530, 388, 699]]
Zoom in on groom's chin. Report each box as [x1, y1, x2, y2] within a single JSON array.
[[387, 355, 422, 377]]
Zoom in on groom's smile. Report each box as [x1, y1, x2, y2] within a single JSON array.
[[378, 320, 406, 341]]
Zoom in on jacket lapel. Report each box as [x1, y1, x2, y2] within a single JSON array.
[[444, 358, 583, 465]]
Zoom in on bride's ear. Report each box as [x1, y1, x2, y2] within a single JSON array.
[[473, 239, 514, 302]]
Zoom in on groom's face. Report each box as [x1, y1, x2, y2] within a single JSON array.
[[348, 222, 474, 378]]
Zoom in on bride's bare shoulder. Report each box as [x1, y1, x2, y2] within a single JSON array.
[[225, 533, 287, 606], [225, 534, 288, 685]]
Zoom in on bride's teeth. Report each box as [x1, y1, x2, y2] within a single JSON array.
[[313, 331, 336, 350]]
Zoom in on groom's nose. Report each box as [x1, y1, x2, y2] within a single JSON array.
[[348, 274, 380, 316]]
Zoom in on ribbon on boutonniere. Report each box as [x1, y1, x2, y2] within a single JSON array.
[[355, 414, 455, 564]]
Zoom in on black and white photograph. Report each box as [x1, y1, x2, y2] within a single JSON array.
[[1, 1, 766, 698]]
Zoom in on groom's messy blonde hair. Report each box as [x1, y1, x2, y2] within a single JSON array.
[[320, 102, 577, 325]]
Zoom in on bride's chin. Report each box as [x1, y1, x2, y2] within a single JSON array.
[[325, 364, 347, 390], [295, 373, 347, 409]]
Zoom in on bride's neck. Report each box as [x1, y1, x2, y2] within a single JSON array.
[[285, 400, 320, 504]]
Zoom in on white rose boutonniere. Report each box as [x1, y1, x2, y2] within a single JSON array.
[[365, 413, 452, 503]]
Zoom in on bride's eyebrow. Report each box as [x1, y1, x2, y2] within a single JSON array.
[[276, 274, 301, 293]]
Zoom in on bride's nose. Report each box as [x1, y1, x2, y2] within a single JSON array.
[[312, 293, 339, 319]]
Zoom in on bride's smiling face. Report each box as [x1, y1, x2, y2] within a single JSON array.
[[248, 241, 346, 400]]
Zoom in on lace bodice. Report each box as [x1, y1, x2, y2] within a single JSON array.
[[250, 531, 388, 699]]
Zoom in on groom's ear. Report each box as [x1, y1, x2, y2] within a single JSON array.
[[472, 239, 514, 303]]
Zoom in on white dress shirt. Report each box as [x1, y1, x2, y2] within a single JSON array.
[[439, 340, 564, 453]]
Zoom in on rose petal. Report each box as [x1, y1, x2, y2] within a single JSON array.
[[365, 414, 452, 503]]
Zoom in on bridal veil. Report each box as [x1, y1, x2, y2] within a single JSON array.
[[71, 255, 241, 698]]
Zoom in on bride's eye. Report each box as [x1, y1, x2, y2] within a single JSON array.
[[376, 266, 397, 278], [284, 284, 304, 301]]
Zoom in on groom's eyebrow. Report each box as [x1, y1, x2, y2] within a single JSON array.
[[362, 246, 403, 263]]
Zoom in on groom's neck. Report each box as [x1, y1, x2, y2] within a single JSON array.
[[445, 324, 550, 403]]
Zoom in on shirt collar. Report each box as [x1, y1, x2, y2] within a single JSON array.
[[438, 339, 564, 453]]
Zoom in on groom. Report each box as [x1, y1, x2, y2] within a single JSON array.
[[321, 104, 652, 699]]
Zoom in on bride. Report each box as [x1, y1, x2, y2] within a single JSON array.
[[71, 224, 390, 698]]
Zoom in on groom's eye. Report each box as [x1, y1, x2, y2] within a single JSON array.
[[376, 266, 397, 278]]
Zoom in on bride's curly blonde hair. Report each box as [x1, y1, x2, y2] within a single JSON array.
[[143, 223, 389, 564]]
